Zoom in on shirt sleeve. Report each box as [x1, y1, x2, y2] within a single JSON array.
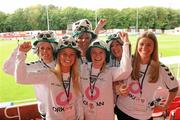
[[112, 42, 132, 81], [75, 93, 84, 120], [15, 50, 49, 84], [3, 46, 18, 75], [160, 63, 179, 90]]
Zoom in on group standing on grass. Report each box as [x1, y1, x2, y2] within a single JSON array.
[[3, 18, 178, 120]]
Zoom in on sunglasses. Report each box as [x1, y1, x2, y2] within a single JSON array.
[[93, 41, 101, 46], [77, 26, 89, 31], [108, 34, 119, 40], [106, 34, 122, 44], [37, 33, 53, 39], [63, 41, 77, 47]]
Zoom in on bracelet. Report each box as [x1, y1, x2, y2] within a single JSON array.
[[164, 104, 168, 109]]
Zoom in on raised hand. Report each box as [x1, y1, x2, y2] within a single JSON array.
[[94, 19, 107, 34], [19, 42, 32, 53], [97, 19, 106, 28], [118, 32, 129, 43]]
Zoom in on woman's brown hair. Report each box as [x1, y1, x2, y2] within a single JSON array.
[[131, 31, 159, 83]]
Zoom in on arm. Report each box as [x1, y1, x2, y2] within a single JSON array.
[[94, 19, 106, 34], [155, 88, 178, 111], [164, 89, 178, 108], [113, 32, 132, 81], [3, 46, 18, 75], [155, 64, 179, 110], [15, 42, 48, 84], [75, 93, 84, 120], [3, 44, 41, 75]]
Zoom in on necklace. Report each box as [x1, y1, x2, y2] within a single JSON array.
[[89, 64, 102, 98], [61, 69, 72, 102]]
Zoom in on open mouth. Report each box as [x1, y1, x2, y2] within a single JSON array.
[[64, 60, 71, 63], [42, 54, 49, 58], [94, 58, 102, 62]]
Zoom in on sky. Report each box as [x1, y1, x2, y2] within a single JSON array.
[[0, 0, 180, 13]]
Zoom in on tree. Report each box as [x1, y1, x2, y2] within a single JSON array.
[[0, 11, 7, 32], [0, 5, 180, 32], [96, 8, 121, 29]]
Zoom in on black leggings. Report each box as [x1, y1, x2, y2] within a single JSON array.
[[114, 106, 153, 120]]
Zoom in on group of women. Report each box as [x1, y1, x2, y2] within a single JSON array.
[[3, 19, 179, 120]]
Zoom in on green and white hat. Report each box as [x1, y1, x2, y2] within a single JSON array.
[[86, 39, 110, 63], [72, 19, 97, 40], [33, 31, 58, 46], [55, 35, 81, 58], [106, 33, 123, 47]]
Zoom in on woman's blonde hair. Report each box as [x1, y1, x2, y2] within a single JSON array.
[[131, 31, 159, 83], [51, 52, 81, 95]]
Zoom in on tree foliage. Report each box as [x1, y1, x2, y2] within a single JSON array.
[[0, 5, 179, 32]]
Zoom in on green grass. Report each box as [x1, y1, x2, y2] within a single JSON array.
[[0, 34, 180, 103], [0, 40, 38, 103], [157, 34, 180, 56]]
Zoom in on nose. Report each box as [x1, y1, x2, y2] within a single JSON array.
[[95, 53, 102, 58], [142, 45, 147, 50], [65, 54, 71, 60], [42, 48, 48, 53]]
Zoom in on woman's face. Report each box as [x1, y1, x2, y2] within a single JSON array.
[[110, 40, 122, 60], [137, 37, 154, 61], [58, 48, 77, 68], [37, 42, 53, 63], [77, 33, 91, 55], [91, 48, 106, 68]]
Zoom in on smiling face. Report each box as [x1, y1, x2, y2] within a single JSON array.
[[137, 37, 154, 64], [58, 48, 77, 70], [37, 42, 53, 63], [90, 47, 106, 69], [76, 32, 91, 56], [110, 40, 122, 60]]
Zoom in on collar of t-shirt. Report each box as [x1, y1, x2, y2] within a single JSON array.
[[91, 67, 100, 76], [62, 72, 70, 81], [140, 64, 148, 72], [47, 61, 56, 68]]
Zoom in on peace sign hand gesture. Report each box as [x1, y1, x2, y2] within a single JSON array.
[[118, 32, 129, 43]]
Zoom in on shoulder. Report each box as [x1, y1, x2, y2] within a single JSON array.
[[81, 62, 90, 69], [159, 62, 175, 81], [159, 62, 171, 73], [26, 60, 47, 71], [26, 60, 41, 66]]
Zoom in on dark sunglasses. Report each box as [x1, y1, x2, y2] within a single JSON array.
[[108, 34, 119, 40], [93, 41, 101, 46], [77, 26, 89, 31], [38, 33, 52, 39], [63, 41, 77, 47]]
